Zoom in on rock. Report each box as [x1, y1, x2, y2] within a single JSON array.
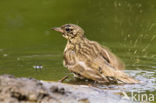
[[0, 74, 131, 103]]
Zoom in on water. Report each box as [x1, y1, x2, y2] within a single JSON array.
[[0, 0, 156, 101]]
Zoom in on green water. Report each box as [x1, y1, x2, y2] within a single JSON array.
[[0, 0, 156, 101]]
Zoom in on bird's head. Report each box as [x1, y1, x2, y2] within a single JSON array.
[[52, 24, 84, 40]]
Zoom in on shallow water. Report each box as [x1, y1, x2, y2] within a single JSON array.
[[0, 0, 156, 102]]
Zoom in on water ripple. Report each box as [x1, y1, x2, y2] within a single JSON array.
[[97, 69, 156, 93]]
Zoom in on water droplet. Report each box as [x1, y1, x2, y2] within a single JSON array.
[[3, 54, 8, 57]]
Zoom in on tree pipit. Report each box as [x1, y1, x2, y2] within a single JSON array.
[[52, 24, 139, 84]]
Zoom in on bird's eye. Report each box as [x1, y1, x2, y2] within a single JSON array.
[[65, 28, 70, 32]]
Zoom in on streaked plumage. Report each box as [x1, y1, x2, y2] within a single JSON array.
[[52, 24, 139, 84]]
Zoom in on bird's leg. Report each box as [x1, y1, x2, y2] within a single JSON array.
[[58, 75, 69, 82]]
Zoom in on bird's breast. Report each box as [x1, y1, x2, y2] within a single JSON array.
[[63, 46, 76, 67]]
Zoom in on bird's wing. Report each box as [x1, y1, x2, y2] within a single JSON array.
[[72, 41, 138, 83], [74, 55, 138, 84], [92, 41, 125, 70]]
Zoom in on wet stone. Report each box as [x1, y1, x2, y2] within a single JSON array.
[[0, 74, 132, 103]]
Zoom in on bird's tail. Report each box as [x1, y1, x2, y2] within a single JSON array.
[[115, 72, 139, 84], [101, 66, 139, 84]]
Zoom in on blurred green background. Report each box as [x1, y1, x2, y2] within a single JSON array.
[[0, 0, 156, 81]]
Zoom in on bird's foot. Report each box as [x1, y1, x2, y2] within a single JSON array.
[[58, 75, 69, 83]]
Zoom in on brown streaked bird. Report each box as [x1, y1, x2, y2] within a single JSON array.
[[52, 24, 139, 84]]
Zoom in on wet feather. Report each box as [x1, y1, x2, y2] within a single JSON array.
[[53, 24, 139, 84]]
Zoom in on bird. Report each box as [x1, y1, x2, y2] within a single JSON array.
[[52, 24, 139, 84]]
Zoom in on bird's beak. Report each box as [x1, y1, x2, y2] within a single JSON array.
[[51, 27, 64, 33]]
